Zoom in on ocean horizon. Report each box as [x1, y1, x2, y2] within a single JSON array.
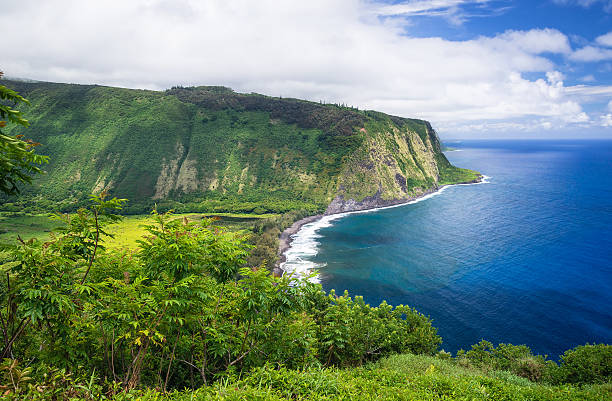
[[282, 139, 612, 358]]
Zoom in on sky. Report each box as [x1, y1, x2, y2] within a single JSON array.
[[1, 0, 612, 138]]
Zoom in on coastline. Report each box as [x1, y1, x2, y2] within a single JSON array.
[[272, 214, 323, 276], [275, 175, 484, 277]]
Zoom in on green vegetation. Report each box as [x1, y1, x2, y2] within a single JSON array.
[[557, 344, 612, 384], [0, 72, 48, 196], [0, 80, 607, 400], [1, 80, 479, 215], [0, 210, 293, 269], [435, 152, 481, 186], [0, 196, 443, 397], [0, 197, 609, 400], [101, 213, 274, 251], [0, 213, 59, 243]]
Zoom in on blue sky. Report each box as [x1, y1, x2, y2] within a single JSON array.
[[371, 0, 612, 136], [380, 1, 612, 87], [1, 0, 611, 138], [384, 1, 611, 41]]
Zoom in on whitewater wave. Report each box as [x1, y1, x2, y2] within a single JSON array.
[[280, 176, 491, 282]]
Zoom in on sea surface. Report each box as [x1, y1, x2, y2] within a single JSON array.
[[282, 139, 612, 358]]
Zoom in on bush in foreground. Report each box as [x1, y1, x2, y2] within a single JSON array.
[[556, 344, 612, 385], [2, 354, 610, 400], [0, 196, 440, 394]]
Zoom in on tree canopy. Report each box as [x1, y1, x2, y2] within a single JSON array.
[[0, 72, 48, 195]]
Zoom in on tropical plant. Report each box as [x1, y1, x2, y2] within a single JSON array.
[[556, 344, 612, 385], [0, 71, 48, 195]]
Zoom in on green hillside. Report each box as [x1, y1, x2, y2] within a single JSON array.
[[1, 80, 479, 214]]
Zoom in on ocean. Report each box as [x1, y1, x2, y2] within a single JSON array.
[[282, 139, 612, 358]]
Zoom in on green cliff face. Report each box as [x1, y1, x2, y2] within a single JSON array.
[[327, 118, 479, 213], [2, 80, 479, 214]]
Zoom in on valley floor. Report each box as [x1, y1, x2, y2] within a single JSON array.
[[0, 212, 272, 248]]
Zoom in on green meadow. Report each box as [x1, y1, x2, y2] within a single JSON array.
[[0, 212, 276, 250]]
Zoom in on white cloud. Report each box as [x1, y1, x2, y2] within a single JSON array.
[[376, 0, 484, 15], [481, 29, 571, 55], [374, 0, 493, 24], [592, 101, 612, 128], [571, 45, 612, 62], [580, 74, 596, 82], [540, 121, 554, 129], [0, 0, 605, 135], [565, 85, 612, 97], [552, 0, 612, 12], [596, 31, 612, 47]]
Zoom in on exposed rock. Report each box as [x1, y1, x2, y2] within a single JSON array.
[[326, 188, 427, 214], [175, 156, 200, 193], [395, 173, 407, 193], [153, 142, 185, 199]]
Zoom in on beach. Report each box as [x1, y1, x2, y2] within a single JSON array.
[[277, 175, 486, 280]]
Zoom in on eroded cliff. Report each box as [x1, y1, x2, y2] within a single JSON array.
[[1, 81, 479, 214]]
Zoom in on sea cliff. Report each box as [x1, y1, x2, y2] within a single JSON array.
[[1, 80, 479, 216]]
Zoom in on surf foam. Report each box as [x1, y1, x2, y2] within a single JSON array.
[[280, 176, 491, 281]]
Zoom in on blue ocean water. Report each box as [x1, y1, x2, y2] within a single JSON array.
[[300, 140, 612, 357]]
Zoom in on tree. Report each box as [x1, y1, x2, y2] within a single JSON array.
[[0, 71, 48, 195]]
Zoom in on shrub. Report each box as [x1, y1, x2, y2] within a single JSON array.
[[457, 340, 555, 382], [556, 344, 612, 385], [308, 291, 441, 366]]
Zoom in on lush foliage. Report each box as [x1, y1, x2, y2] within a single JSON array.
[[456, 340, 557, 382], [0, 197, 609, 399], [0, 73, 48, 196], [0, 80, 477, 215], [0, 196, 442, 397], [0, 77, 606, 401], [0, 209, 306, 271], [556, 344, 612, 385], [456, 340, 612, 387], [1, 354, 610, 400], [0, 81, 365, 211]]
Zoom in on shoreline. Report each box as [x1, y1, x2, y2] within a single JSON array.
[[272, 214, 323, 276], [274, 175, 484, 277]]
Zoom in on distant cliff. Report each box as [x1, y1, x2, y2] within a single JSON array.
[[326, 119, 480, 214], [1, 80, 479, 214]]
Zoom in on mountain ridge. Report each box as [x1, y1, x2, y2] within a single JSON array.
[[1, 79, 480, 214]]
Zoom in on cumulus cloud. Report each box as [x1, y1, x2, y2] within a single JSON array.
[[596, 31, 612, 47], [0, 0, 606, 134], [570, 31, 612, 64], [571, 45, 612, 61]]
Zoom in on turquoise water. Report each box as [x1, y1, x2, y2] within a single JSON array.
[[287, 140, 612, 357]]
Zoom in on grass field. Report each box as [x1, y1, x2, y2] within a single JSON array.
[[0, 212, 276, 249], [0, 213, 59, 243]]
